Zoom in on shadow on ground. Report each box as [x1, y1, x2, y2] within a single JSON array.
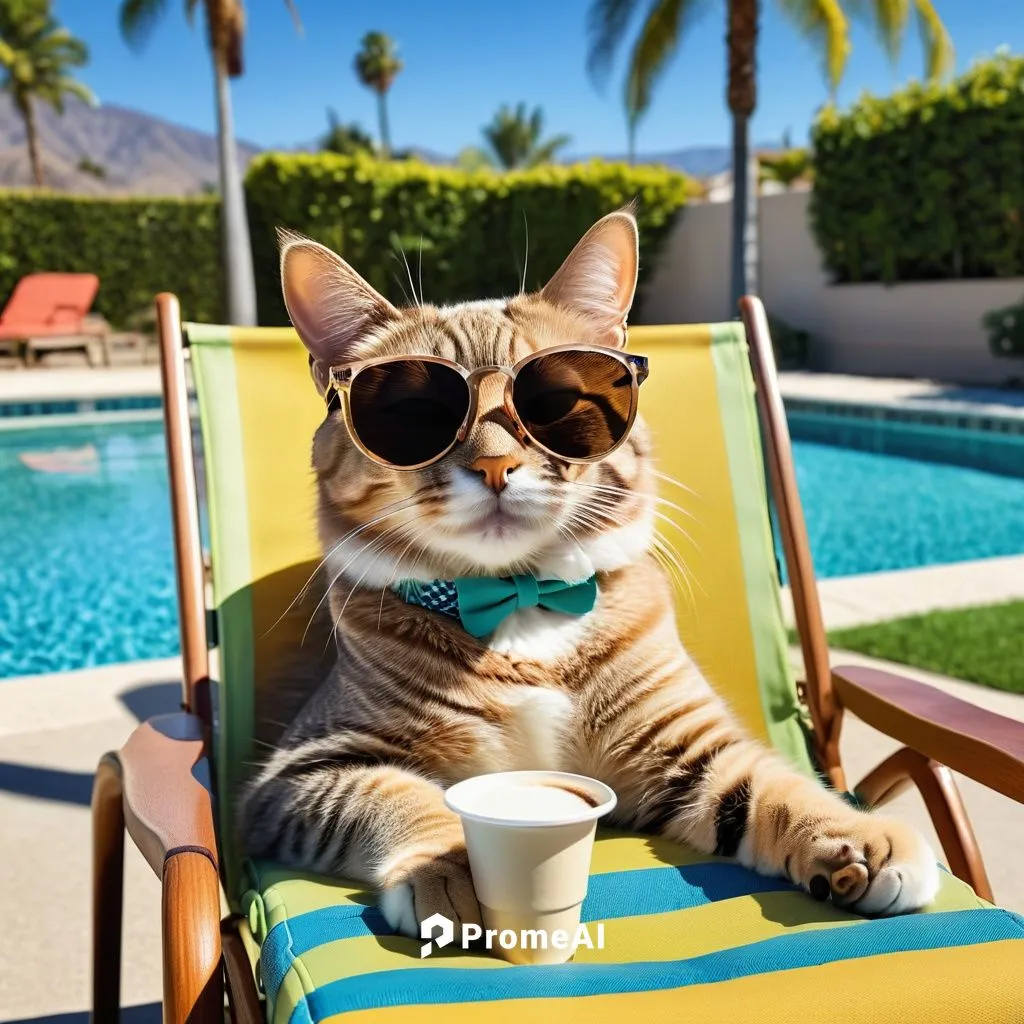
[[0, 762, 94, 806], [117, 680, 181, 723], [3, 1005, 161, 1024], [0, 681, 180, 808]]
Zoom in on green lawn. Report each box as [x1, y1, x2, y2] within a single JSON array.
[[811, 601, 1024, 695]]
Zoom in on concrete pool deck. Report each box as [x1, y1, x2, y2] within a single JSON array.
[[0, 650, 1022, 1023], [782, 554, 1024, 631]]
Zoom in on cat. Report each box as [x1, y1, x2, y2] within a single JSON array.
[[240, 208, 939, 938]]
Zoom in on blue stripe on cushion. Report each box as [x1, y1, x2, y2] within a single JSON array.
[[582, 862, 795, 922], [261, 862, 796, 1001], [293, 909, 1024, 1021]]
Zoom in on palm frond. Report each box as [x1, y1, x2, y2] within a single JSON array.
[[586, 0, 643, 85], [118, 0, 169, 51], [843, 0, 905, 63], [58, 78, 98, 107], [622, 0, 697, 123], [912, 0, 954, 79], [528, 133, 572, 166], [776, 0, 850, 93], [283, 0, 304, 35], [842, 0, 952, 80]]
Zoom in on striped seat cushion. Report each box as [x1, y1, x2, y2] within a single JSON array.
[[243, 831, 1024, 1023]]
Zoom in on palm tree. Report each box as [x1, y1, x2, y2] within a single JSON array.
[[587, 0, 953, 310], [0, 0, 95, 187], [482, 103, 572, 170], [354, 32, 403, 159], [119, 0, 302, 326], [320, 108, 375, 156]]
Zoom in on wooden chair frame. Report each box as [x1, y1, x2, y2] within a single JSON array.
[[91, 292, 1024, 1023]]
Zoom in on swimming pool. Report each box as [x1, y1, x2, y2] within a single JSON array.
[[0, 420, 179, 678], [1, 412, 1023, 678]]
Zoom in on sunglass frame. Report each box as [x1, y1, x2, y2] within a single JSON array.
[[325, 343, 649, 470]]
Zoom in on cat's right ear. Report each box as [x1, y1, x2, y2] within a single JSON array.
[[279, 231, 398, 394]]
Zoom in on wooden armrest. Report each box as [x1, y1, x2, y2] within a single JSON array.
[[95, 712, 224, 1023], [118, 712, 218, 876], [832, 664, 1024, 804]]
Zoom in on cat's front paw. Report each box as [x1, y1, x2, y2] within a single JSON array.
[[798, 815, 940, 916], [379, 845, 481, 942]]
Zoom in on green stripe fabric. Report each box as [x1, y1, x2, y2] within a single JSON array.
[[186, 322, 256, 900], [286, 909, 1024, 1023], [709, 323, 814, 774]]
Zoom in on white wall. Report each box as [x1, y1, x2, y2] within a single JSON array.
[[638, 188, 1024, 385]]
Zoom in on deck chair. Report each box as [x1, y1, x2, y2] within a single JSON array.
[[91, 293, 1024, 1024], [0, 272, 108, 365]]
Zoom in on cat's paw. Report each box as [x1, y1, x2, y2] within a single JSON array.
[[798, 815, 940, 916], [378, 846, 481, 942]]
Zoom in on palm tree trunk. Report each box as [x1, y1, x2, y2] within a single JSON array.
[[727, 0, 759, 312], [627, 119, 636, 165], [20, 96, 44, 187], [376, 90, 391, 158], [213, 58, 258, 325]]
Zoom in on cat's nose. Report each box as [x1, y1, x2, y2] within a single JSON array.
[[470, 455, 522, 493]]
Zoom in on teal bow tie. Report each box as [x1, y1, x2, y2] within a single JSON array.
[[396, 574, 598, 638]]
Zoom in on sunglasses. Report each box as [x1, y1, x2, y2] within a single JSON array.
[[324, 344, 649, 470]]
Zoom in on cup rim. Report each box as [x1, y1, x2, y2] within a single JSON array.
[[444, 770, 617, 828]]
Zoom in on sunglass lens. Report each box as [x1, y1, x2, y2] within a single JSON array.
[[512, 351, 634, 460], [349, 360, 469, 467]]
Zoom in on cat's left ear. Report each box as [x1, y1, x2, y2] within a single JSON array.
[[541, 206, 639, 348]]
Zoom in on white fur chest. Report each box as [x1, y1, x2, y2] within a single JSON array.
[[501, 686, 574, 771], [487, 606, 591, 660]]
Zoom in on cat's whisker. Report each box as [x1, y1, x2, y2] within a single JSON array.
[[418, 235, 425, 307], [570, 480, 701, 524], [563, 499, 703, 606], [377, 524, 434, 630], [391, 269, 414, 307], [574, 494, 701, 553], [325, 522, 426, 654], [520, 209, 529, 295], [298, 506, 424, 645], [265, 497, 422, 638], [653, 469, 701, 499], [394, 239, 420, 307]]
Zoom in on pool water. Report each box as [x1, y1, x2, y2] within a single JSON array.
[[1, 417, 1023, 678], [0, 421, 179, 678], [789, 441, 1024, 579]]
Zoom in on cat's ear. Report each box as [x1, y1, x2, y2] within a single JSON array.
[[279, 231, 398, 392], [540, 206, 639, 348]]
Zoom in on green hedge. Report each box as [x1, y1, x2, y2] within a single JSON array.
[[0, 191, 222, 327], [811, 53, 1024, 284], [246, 153, 692, 325]]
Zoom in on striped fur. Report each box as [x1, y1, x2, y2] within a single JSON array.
[[241, 211, 938, 940]]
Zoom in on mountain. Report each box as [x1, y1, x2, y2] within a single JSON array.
[[0, 96, 262, 196], [0, 97, 771, 195], [573, 145, 782, 177]]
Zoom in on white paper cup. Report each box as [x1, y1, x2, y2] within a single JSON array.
[[445, 770, 616, 965]]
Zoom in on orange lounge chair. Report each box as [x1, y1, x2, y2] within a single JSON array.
[[0, 272, 108, 366]]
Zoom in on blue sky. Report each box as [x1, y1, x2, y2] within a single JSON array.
[[57, 1, 1023, 156]]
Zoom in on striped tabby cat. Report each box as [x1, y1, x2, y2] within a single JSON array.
[[241, 209, 939, 938]]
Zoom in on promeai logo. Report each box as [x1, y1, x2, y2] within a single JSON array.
[[419, 913, 455, 958], [419, 914, 605, 957]]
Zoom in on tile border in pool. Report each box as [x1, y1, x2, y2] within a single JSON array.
[[783, 398, 1024, 480], [0, 395, 165, 431], [783, 397, 1024, 435], [0, 395, 163, 418]]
